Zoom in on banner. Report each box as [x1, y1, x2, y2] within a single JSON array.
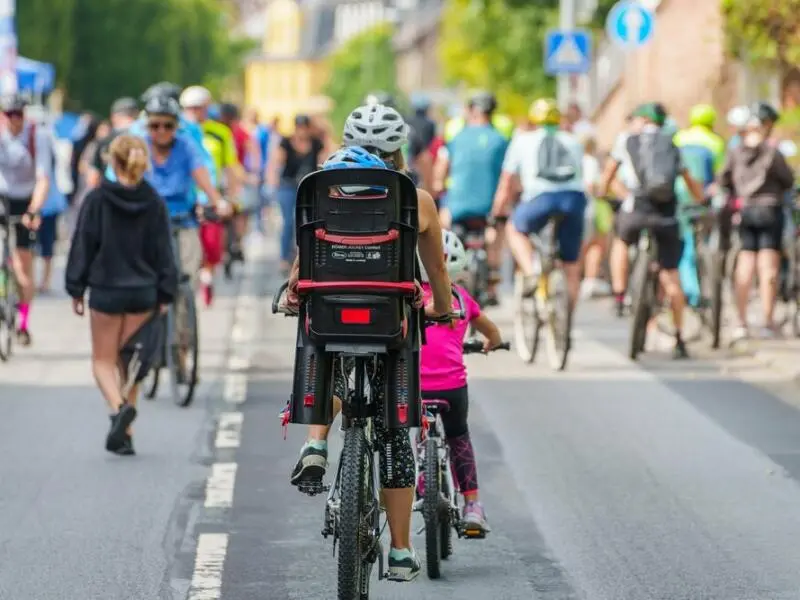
[[0, 0, 16, 96]]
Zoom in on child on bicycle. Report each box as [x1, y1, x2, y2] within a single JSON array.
[[419, 229, 503, 536]]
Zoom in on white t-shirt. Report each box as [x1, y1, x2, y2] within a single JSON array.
[[582, 154, 600, 199], [502, 129, 584, 201]]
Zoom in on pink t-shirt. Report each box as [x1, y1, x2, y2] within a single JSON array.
[[420, 283, 481, 391]]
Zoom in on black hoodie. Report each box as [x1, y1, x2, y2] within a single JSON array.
[[65, 179, 178, 304]]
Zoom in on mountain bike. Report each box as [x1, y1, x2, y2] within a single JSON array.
[[513, 215, 572, 370], [273, 281, 461, 599], [452, 218, 491, 307], [415, 338, 509, 580], [142, 215, 199, 406], [0, 200, 19, 362]]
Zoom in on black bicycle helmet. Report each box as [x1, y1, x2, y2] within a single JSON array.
[[144, 95, 181, 119], [467, 90, 497, 115], [365, 91, 397, 108], [750, 101, 779, 125], [141, 81, 182, 103], [219, 102, 240, 121], [1, 93, 28, 113]]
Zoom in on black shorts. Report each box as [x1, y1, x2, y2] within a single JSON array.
[[89, 287, 158, 315], [421, 385, 470, 439], [616, 206, 682, 270], [0, 197, 36, 250], [739, 205, 784, 252]]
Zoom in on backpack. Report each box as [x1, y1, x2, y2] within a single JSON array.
[[24, 122, 57, 172], [537, 132, 578, 183], [627, 132, 681, 203]]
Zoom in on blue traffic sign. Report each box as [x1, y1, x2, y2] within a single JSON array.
[[606, 1, 655, 48], [544, 29, 592, 75]]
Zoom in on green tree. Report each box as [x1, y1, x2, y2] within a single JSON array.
[[721, 0, 800, 65], [17, 0, 254, 113], [324, 23, 401, 134], [440, 0, 559, 117]]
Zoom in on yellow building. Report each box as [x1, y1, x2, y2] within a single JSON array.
[[244, 0, 335, 134]]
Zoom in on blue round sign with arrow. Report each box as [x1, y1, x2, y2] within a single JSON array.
[[606, 1, 655, 48]]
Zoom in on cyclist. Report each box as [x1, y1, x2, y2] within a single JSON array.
[[129, 96, 227, 280], [599, 102, 704, 359], [419, 229, 502, 536], [492, 97, 586, 312], [180, 86, 241, 303], [719, 103, 794, 340], [674, 104, 726, 172], [726, 105, 751, 151], [66, 134, 177, 455], [0, 93, 51, 345], [434, 91, 508, 304], [287, 107, 453, 580], [87, 97, 140, 189]]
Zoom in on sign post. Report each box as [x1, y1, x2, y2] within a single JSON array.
[[605, 1, 655, 114], [545, 28, 592, 110], [0, 0, 16, 97]]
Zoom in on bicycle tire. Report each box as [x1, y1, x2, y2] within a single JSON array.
[[338, 426, 368, 600], [439, 459, 453, 560], [0, 267, 16, 362], [543, 269, 571, 371], [709, 252, 725, 350], [168, 288, 200, 407], [424, 435, 442, 579], [142, 365, 160, 399], [513, 272, 539, 363], [629, 252, 652, 361]]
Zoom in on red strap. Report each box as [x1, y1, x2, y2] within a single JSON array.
[[26, 123, 36, 163], [314, 228, 399, 245], [297, 280, 417, 294]]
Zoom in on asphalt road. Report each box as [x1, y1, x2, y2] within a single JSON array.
[[4, 239, 800, 600]]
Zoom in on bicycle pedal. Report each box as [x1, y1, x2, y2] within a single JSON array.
[[296, 480, 328, 496], [462, 528, 487, 539]]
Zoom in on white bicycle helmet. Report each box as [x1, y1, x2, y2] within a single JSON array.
[[180, 85, 212, 109], [342, 104, 408, 153], [419, 229, 468, 282]]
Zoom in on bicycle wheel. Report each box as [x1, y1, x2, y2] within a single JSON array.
[[423, 435, 442, 579], [0, 267, 16, 362], [629, 253, 653, 361], [168, 288, 200, 407], [513, 271, 540, 363], [439, 459, 453, 560], [142, 364, 161, 400], [338, 426, 371, 600], [542, 269, 571, 371], [708, 251, 725, 349]]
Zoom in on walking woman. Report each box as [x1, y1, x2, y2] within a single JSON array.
[[267, 115, 323, 275], [66, 135, 177, 455]]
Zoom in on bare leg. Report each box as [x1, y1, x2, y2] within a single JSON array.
[[734, 251, 756, 329], [90, 310, 126, 412], [383, 488, 414, 548], [119, 311, 153, 434], [757, 249, 780, 329]]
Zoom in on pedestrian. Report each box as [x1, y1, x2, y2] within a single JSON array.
[[578, 132, 612, 299], [65, 134, 178, 455], [37, 148, 68, 294], [0, 94, 52, 345], [267, 114, 323, 275]]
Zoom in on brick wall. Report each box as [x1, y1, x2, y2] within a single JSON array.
[[592, 0, 737, 150]]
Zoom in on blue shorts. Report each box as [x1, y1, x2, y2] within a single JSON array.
[[511, 191, 587, 263], [38, 214, 58, 258]]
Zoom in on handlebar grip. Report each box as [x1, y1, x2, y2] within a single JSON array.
[[462, 340, 510, 354]]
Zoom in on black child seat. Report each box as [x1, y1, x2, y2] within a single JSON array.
[[289, 167, 422, 429]]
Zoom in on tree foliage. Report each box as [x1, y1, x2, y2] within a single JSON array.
[[17, 0, 254, 114], [323, 23, 402, 134], [440, 0, 559, 117], [721, 0, 800, 65]]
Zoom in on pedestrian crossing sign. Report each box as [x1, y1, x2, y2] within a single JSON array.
[[545, 29, 592, 75]]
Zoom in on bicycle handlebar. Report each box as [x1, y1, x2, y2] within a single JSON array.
[[462, 339, 510, 354]]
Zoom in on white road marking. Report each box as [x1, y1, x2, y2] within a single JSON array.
[[223, 373, 248, 405], [188, 533, 229, 600], [204, 463, 238, 508], [215, 412, 244, 449]]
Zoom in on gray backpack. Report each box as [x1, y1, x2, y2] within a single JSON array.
[[627, 132, 681, 202], [537, 132, 577, 183]]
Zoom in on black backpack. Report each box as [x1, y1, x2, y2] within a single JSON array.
[[537, 132, 578, 183], [627, 132, 681, 203]]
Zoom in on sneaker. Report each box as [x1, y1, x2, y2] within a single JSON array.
[[731, 326, 749, 343], [114, 434, 136, 456], [16, 328, 31, 346], [672, 338, 689, 360], [759, 325, 783, 340], [386, 547, 421, 582], [106, 404, 137, 453], [289, 440, 328, 486], [462, 501, 491, 537]]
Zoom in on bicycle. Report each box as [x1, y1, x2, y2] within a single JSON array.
[[452, 218, 491, 309], [513, 215, 572, 370], [273, 281, 461, 599], [142, 214, 199, 406], [414, 338, 509, 580], [0, 199, 21, 362]]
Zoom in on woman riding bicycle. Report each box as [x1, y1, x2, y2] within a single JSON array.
[[285, 104, 453, 581], [419, 229, 503, 536]]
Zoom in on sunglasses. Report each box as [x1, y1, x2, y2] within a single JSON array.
[[3, 111, 23, 119], [147, 120, 176, 132]]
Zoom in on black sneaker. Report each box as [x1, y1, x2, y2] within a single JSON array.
[[672, 338, 689, 360], [106, 404, 137, 453], [114, 434, 136, 456], [386, 548, 421, 582], [290, 443, 328, 489]]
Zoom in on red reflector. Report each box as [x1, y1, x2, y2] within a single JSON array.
[[397, 404, 408, 424], [303, 394, 315, 407], [340, 308, 371, 324]]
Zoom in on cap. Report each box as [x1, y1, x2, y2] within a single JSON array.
[[110, 97, 138, 115]]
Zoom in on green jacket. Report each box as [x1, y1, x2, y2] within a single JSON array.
[[673, 125, 726, 172]]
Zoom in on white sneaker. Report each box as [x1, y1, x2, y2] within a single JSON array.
[[731, 326, 749, 342]]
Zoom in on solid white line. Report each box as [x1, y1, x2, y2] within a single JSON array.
[[204, 463, 238, 509], [215, 412, 244, 449], [188, 533, 229, 600]]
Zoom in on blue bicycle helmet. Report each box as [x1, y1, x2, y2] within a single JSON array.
[[323, 146, 386, 170]]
